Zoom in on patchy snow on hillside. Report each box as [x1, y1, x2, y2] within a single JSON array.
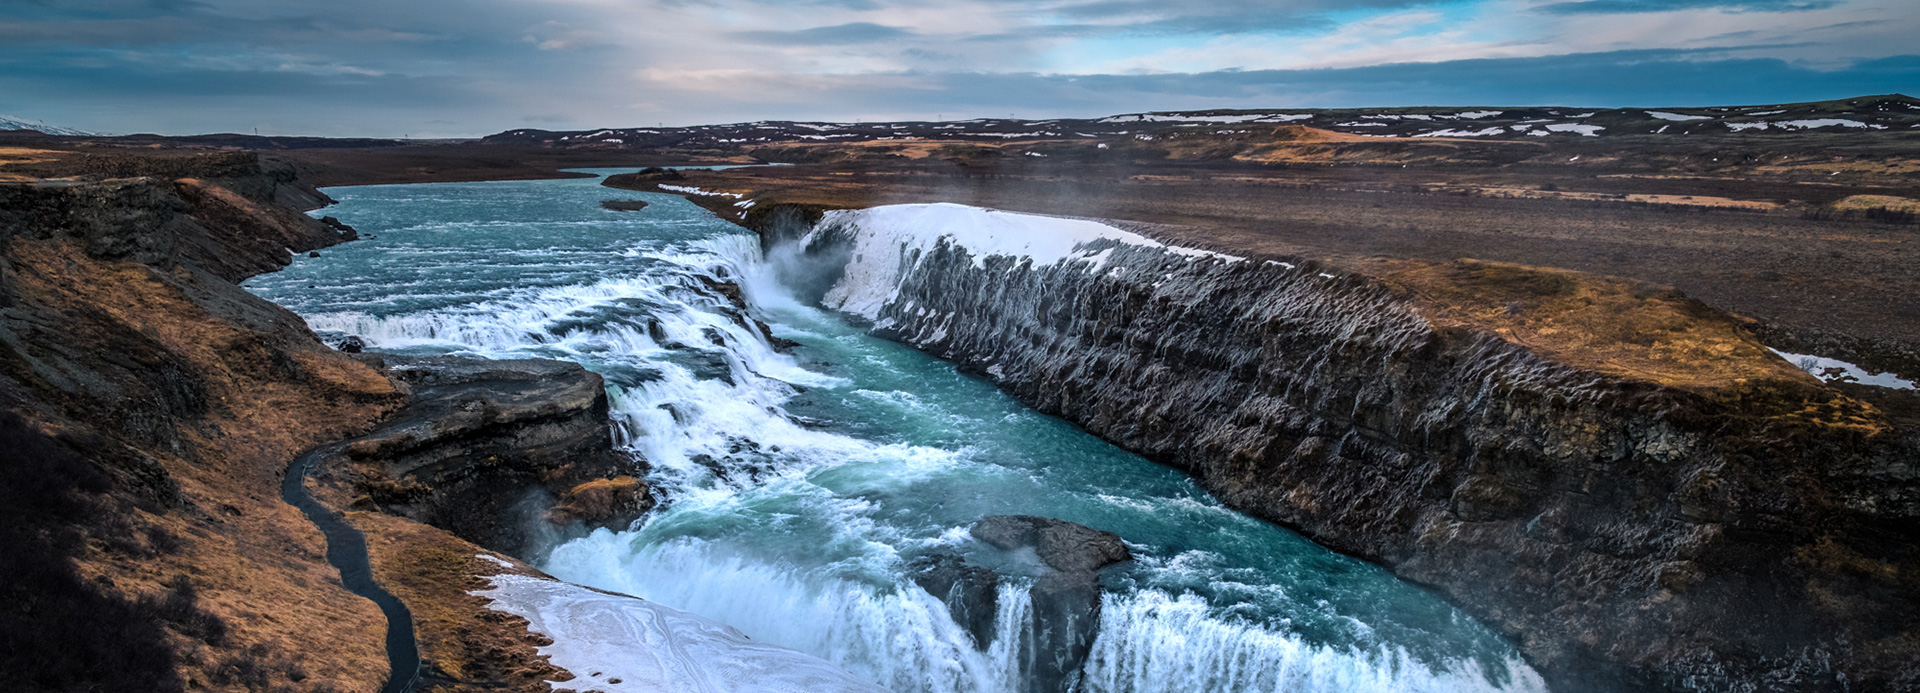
[[1729, 119, 1885, 131], [659, 184, 744, 199], [473, 574, 888, 693], [1544, 123, 1605, 136], [1770, 349, 1916, 390], [1647, 111, 1710, 121], [0, 114, 97, 136], [1415, 127, 1508, 137]]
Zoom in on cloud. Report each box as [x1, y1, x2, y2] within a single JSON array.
[[731, 22, 918, 45], [0, 0, 1913, 135], [1536, 0, 1838, 13]]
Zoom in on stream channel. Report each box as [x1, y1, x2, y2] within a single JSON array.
[[246, 169, 1549, 693]]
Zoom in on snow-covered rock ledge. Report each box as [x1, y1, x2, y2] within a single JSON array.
[[807, 203, 1240, 321], [471, 568, 886, 692]]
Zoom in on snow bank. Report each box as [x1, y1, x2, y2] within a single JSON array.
[[471, 574, 888, 693], [815, 203, 1239, 319], [659, 184, 745, 199], [1770, 349, 1916, 390], [1414, 127, 1507, 137], [1647, 111, 1710, 121], [1544, 124, 1605, 136], [1729, 119, 1886, 132]]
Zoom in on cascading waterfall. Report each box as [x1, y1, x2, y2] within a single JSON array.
[[248, 170, 1549, 693]]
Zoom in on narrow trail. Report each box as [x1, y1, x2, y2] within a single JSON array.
[[281, 444, 422, 693]]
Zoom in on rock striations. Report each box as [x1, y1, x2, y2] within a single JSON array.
[[760, 202, 1920, 692]]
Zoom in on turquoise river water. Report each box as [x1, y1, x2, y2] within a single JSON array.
[[245, 169, 1548, 693]]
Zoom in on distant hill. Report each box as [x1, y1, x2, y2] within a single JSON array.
[[0, 114, 98, 137], [482, 94, 1920, 149]]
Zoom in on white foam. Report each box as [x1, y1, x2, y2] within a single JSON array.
[[471, 573, 888, 692], [1081, 591, 1548, 693]]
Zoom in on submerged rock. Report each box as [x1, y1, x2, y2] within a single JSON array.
[[600, 199, 650, 212]]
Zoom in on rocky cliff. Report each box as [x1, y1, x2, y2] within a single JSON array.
[[317, 355, 647, 558], [763, 202, 1920, 692], [0, 153, 647, 692]]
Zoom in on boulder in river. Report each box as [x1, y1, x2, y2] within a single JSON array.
[[600, 199, 650, 212], [908, 553, 1000, 650], [970, 515, 1132, 693]]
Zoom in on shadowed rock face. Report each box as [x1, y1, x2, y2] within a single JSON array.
[[771, 211, 1920, 692], [325, 355, 649, 558]]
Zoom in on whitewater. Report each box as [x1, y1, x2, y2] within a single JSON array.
[[246, 169, 1549, 693]]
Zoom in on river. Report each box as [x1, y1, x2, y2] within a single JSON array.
[[245, 169, 1547, 693]]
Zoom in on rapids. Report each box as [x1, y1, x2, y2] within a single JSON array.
[[246, 169, 1548, 693]]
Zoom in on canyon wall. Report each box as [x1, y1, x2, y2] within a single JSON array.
[[0, 154, 645, 692], [766, 202, 1920, 692]]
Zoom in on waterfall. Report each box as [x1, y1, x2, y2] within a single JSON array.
[[260, 177, 1549, 693]]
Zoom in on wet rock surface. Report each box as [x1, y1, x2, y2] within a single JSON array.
[[976, 516, 1133, 693], [907, 553, 1000, 649], [777, 216, 1920, 692]]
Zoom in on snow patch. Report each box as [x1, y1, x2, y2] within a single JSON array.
[[1729, 119, 1884, 131], [1544, 124, 1605, 136], [476, 554, 515, 569], [1647, 111, 1710, 121], [1414, 127, 1507, 138], [659, 185, 744, 199], [1771, 349, 1916, 390]]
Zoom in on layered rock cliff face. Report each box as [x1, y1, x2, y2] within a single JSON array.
[[317, 355, 648, 558], [766, 203, 1920, 692]]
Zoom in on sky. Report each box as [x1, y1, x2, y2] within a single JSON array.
[[1, 0, 1915, 137]]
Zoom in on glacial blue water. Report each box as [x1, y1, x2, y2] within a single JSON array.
[[246, 169, 1547, 693]]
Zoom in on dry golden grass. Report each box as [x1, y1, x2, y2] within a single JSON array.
[[1368, 258, 1812, 392], [1832, 194, 1920, 213], [9, 230, 408, 691], [355, 512, 571, 692], [0, 146, 68, 181], [1443, 185, 1782, 210]]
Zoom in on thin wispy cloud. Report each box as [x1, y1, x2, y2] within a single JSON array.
[[0, 0, 1911, 136]]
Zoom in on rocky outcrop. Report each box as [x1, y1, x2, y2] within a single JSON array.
[[973, 516, 1132, 693], [768, 205, 1920, 692], [911, 516, 1133, 693], [321, 355, 649, 557]]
